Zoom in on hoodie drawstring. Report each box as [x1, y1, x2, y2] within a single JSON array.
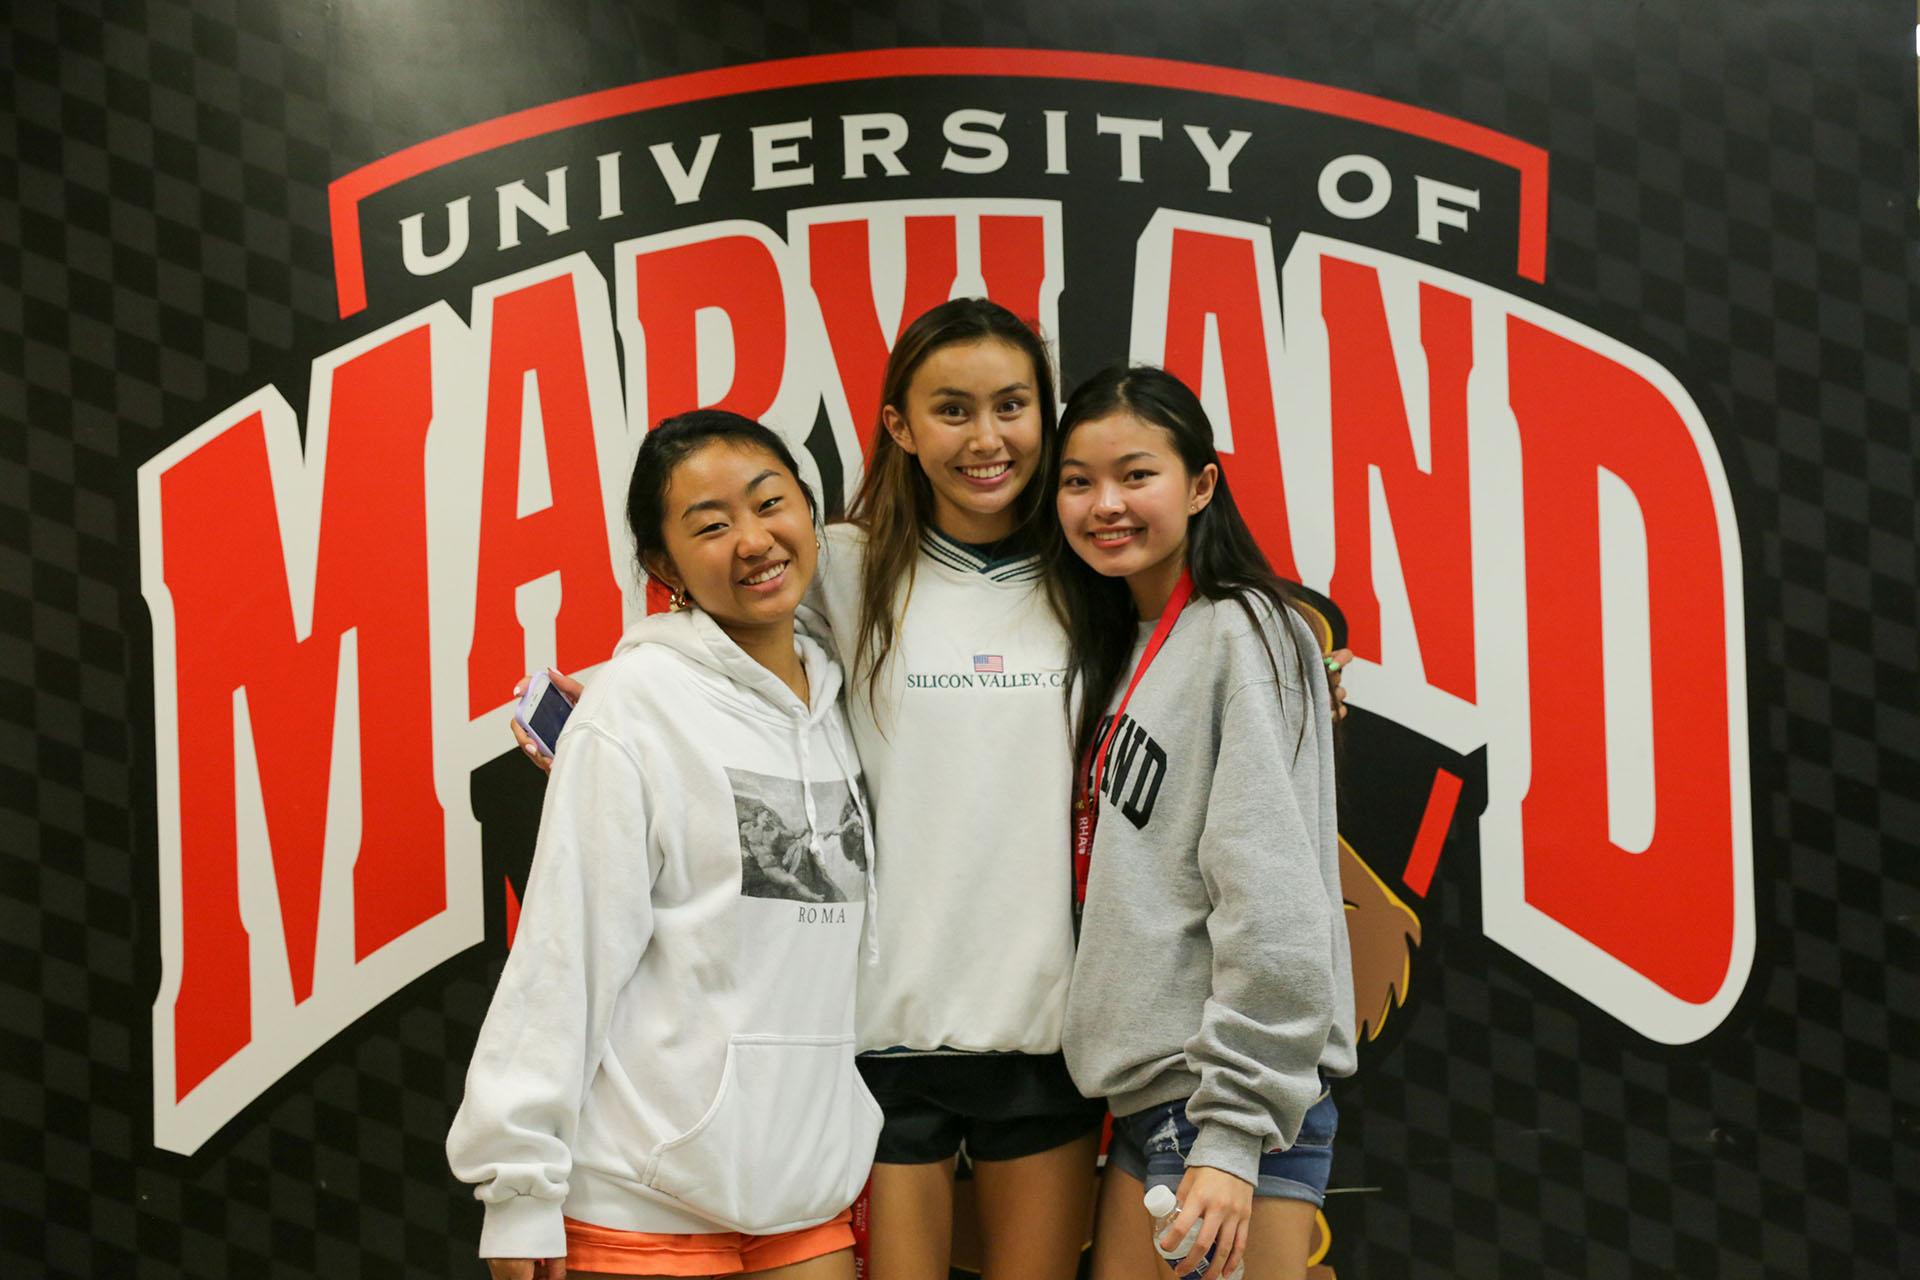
[[796, 720, 825, 873], [821, 718, 880, 965]]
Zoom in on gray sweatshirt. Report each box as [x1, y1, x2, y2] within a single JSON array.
[[1062, 594, 1357, 1186]]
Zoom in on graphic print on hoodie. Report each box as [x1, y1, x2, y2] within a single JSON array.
[[729, 769, 869, 905]]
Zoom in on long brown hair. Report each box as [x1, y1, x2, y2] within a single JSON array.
[[840, 298, 1060, 703]]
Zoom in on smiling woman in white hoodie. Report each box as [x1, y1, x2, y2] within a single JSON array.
[[448, 411, 882, 1280]]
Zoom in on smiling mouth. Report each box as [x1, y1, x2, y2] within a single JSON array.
[[740, 562, 788, 586], [1090, 527, 1143, 543], [957, 461, 1013, 480]]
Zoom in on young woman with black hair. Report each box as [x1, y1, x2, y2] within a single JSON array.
[[452, 411, 880, 1280], [1050, 367, 1355, 1280]]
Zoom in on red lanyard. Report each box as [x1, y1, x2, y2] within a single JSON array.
[[1072, 569, 1193, 911]]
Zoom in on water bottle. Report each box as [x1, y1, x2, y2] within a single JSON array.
[[1143, 1184, 1244, 1280]]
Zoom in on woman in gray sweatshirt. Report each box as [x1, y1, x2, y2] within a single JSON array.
[[1049, 365, 1356, 1280]]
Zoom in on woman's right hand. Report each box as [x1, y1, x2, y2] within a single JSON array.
[[1325, 648, 1352, 723], [510, 669, 585, 774], [486, 1257, 565, 1280]]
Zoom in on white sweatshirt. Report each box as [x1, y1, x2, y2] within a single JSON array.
[[447, 609, 882, 1258], [805, 525, 1077, 1055]]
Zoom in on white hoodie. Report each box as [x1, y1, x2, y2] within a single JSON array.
[[447, 609, 882, 1258]]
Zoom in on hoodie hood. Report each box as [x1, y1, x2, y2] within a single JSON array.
[[613, 607, 844, 728]]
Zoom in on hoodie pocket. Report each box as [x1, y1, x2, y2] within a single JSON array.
[[644, 1033, 882, 1233]]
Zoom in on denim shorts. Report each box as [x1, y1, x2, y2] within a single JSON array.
[[1106, 1090, 1338, 1206]]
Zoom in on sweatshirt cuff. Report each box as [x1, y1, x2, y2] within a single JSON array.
[[479, 1192, 567, 1260], [1186, 1121, 1266, 1186]]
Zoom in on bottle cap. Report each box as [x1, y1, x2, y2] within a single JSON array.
[[1143, 1184, 1179, 1216]]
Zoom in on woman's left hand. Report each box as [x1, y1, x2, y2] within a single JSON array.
[[1160, 1164, 1255, 1278]]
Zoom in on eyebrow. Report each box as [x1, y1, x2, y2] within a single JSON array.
[[678, 469, 782, 520], [930, 381, 1033, 399], [1059, 451, 1159, 469]]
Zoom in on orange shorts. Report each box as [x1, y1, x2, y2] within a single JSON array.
[[563, 1209, 854, 1276]]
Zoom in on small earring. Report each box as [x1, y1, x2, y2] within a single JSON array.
[[669, 585, 690, 612], [816, 530, 823, 549]]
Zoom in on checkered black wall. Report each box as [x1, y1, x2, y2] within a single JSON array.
[[3, 1, 1913, 1276]]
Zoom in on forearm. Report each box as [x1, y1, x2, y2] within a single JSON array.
[[1182, 975, 1334, 1179], [1187, 682, 1339, 1173], [449, 721, 657, 1255]]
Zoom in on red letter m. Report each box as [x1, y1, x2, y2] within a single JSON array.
[[139, 308, 481, 1154]]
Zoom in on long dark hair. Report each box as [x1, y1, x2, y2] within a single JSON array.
[[626, 409, 817, 597], [841, 297, 1060, 701], [1047, 365, 1317, 764]]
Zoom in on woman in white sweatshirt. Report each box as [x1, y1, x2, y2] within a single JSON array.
[[448, 410, 883, 1280]]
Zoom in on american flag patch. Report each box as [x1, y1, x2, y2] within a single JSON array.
[[973, 654, 1004, 674]]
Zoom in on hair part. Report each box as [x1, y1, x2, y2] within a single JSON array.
[[626, 408, 817, 591], [841, 297, 1061, 704], [1046, 364, 1318, 764]]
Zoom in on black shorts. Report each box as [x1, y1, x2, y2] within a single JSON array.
[[857, 1051, 1107, 1165]]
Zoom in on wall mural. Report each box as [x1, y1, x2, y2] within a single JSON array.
[[4, 4, 1910, 1278]]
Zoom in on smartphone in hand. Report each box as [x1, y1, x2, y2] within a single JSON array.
[[514, 670, 575, 759]]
